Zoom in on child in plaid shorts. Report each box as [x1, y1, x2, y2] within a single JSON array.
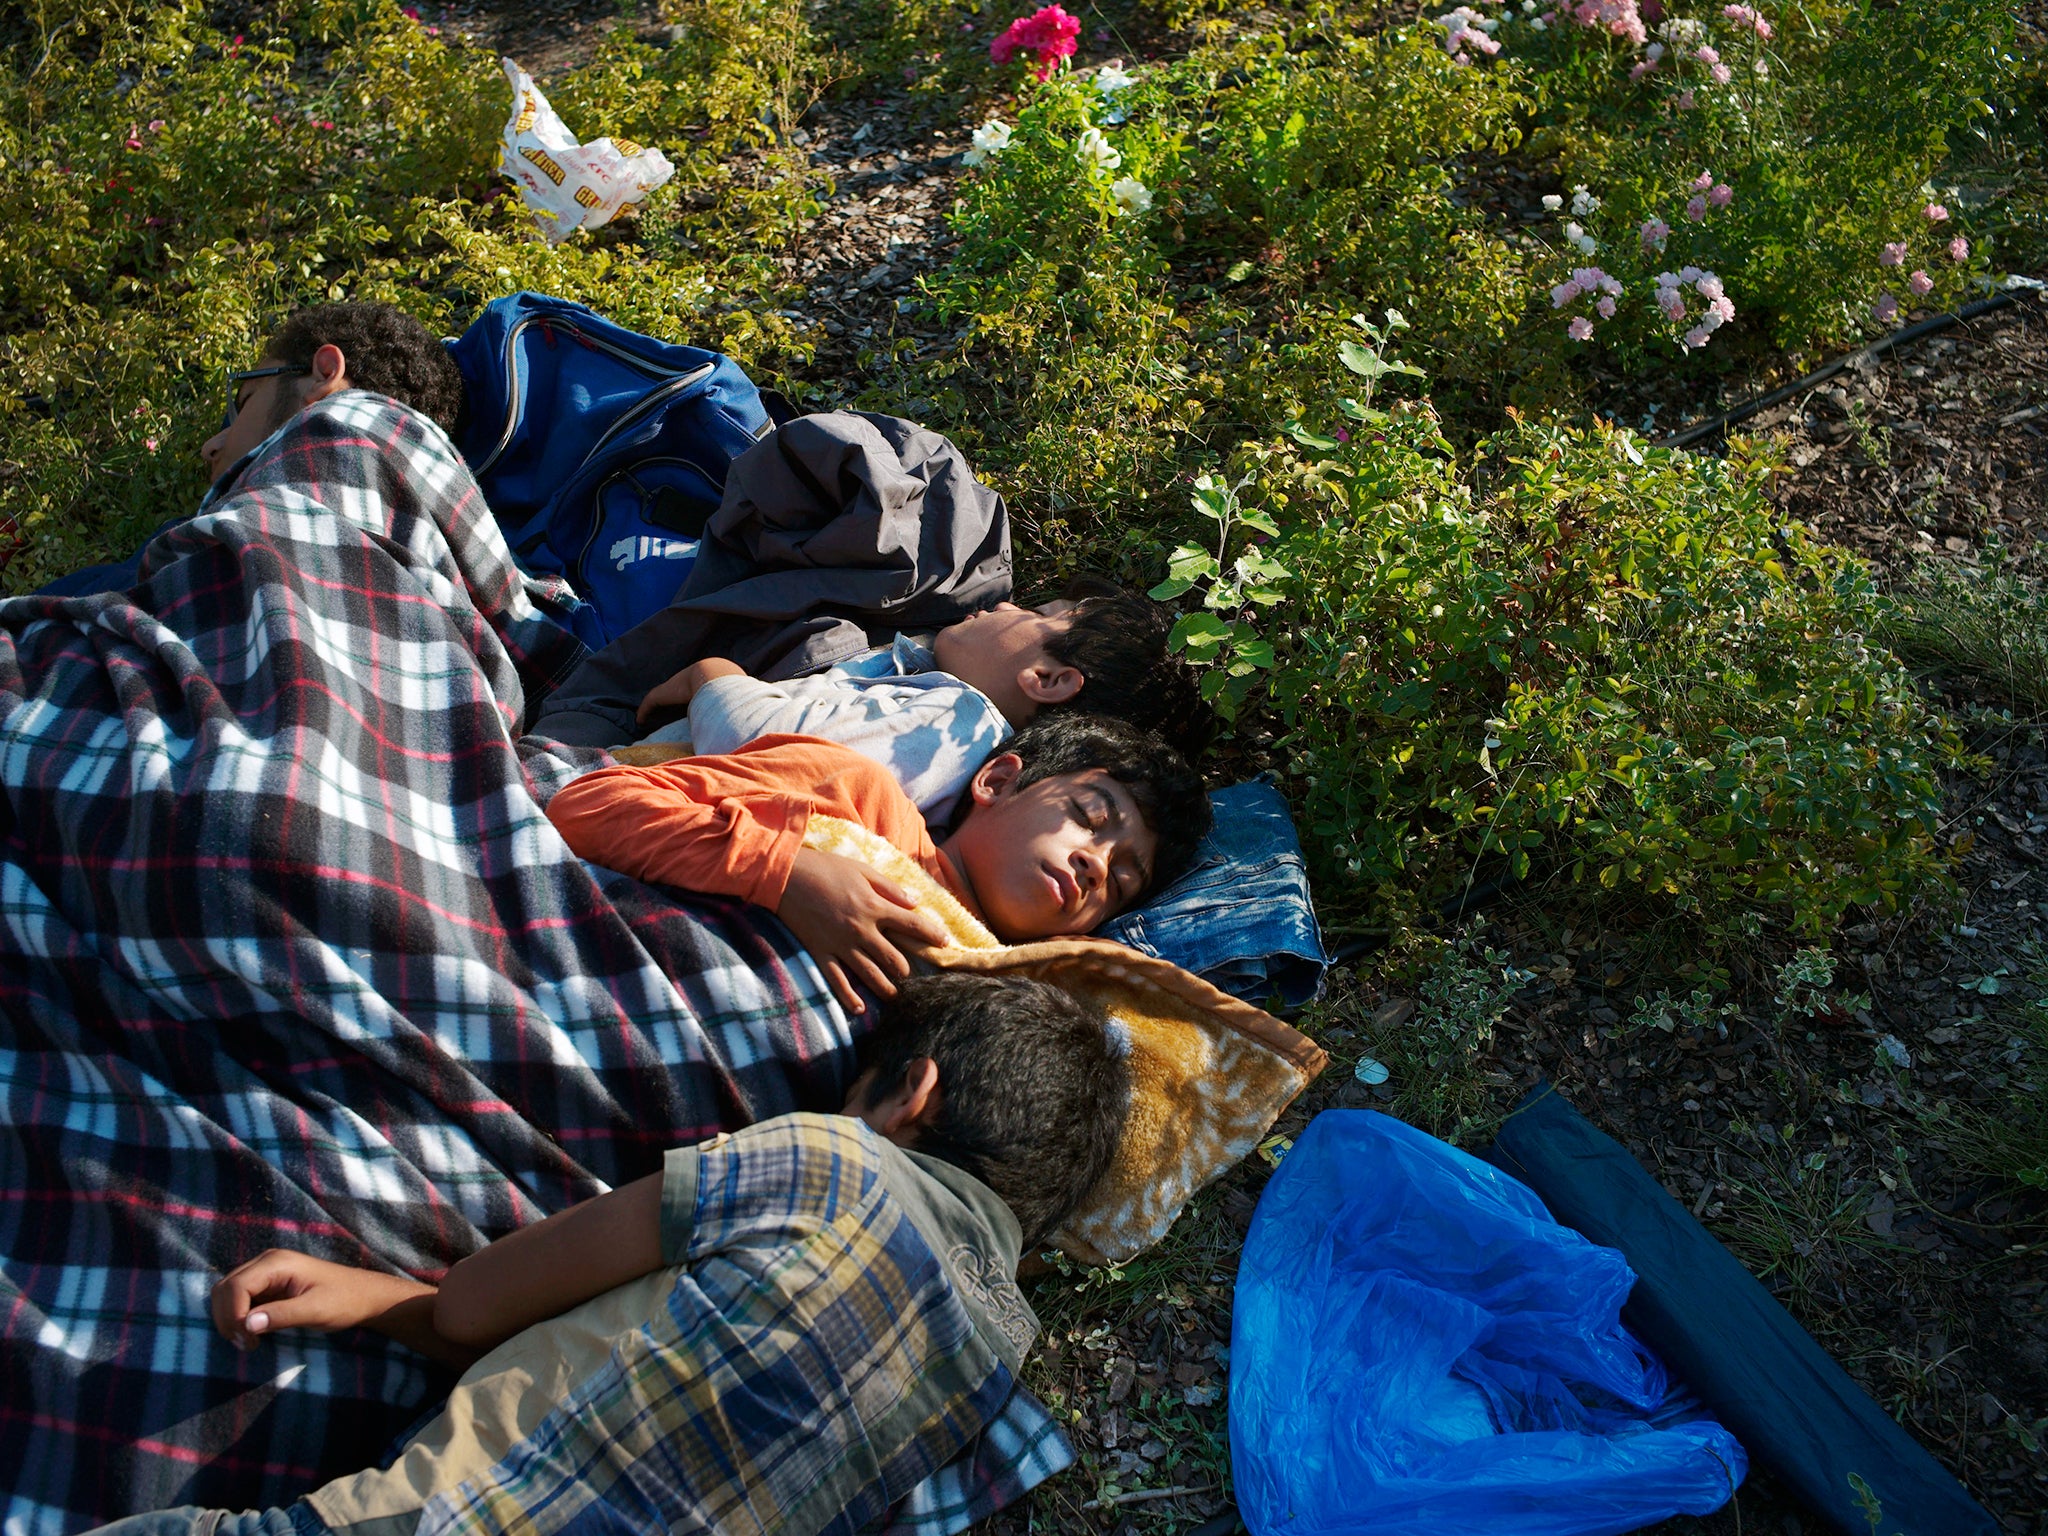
[[82, 973, 1126, 1536]]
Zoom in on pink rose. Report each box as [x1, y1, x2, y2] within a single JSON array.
[[1908, 270, 1932, 296], [1568, 316, 1594, 341], [1923, 202, 1949, 222], [1871, 293, 1899, 324], [991, 5, 1081, 80], [1879, 242, 1906, 267], [1685, 195, 1708, 222], [1709, 183, 1732, 207], [1948, 236, 1969, 261], [1596, 296, 1617, 318]]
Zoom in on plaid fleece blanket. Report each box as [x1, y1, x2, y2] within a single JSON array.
[[0, 394, 1056, 1535]]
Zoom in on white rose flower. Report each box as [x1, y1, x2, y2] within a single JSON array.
[[961, 119, 1012, 167], [1075, 126, 1122, 175], [1541, 193, 1563, 211], [1110, 175, 1153, 216], [1095, 61, 1137, 94]]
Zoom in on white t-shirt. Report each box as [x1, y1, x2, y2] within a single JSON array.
[[640, 634, 1011, 824]]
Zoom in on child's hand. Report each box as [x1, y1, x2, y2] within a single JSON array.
[[211, 1250, 433, 1351], [636, 658, 746, 727], [777, 847, 952, 1012]]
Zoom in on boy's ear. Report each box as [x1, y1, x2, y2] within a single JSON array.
[[305, 342, 351, 403], [969, 751, 1024, 806], [1017, 660, 1084, 707], [869, 1057, 942, 1145]]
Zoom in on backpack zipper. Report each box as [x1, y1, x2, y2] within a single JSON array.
[[576, 361, 717, 465], [471, 313, 708, 478]]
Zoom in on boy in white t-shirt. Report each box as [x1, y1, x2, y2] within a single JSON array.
[[631, 582, 1208, 822]]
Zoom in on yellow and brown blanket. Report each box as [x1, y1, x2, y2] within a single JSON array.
[[799, 813, 1327, 1266]]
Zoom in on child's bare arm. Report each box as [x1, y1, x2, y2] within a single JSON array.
[[210, 1171, 668, 1367], [637, 658, 747, 728], [433, 1171, 666, 1352], [212, 1250, 472, 1369]]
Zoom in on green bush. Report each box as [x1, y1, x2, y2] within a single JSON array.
[[1159, 336, 1959, 935], [0, 0, 820, 590], [1468, 0, 2007, 356]]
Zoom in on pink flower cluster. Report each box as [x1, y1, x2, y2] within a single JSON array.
[[1437, 6, 1502, 65], [1554, 265, 1625, 339], [1640, 215, 1671, 251], [1567, 0, 1648, 46], [1552, 265, 1624, 308], [1681, 169, 1733, 222], [1722, 3, 1772, 36], [1871, 209, 1970, 321], [991, 5, 1080, 81], [1657, 268, 1734, 349]]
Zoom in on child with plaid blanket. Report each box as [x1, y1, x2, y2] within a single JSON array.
[[80, 972, 1124, 1536]]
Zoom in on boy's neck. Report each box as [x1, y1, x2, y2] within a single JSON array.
[[933, 841, 983, 919]]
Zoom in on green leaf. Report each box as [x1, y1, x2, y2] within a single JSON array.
[[1190, 476, 1233, 524], [1339, 340, 1390, 378], [1148, 577, 1197, 600], [1170, 612, 1232, 656], [1234, 637, 1277, 669], [1287, 422, 1342, 450]]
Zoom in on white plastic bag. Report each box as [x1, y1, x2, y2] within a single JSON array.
[[499, 57, 674, 244]]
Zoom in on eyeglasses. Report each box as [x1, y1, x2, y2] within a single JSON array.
[[222, 364, 310, 429]]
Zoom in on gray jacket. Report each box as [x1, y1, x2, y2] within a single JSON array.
[[532, 410, 1012, 746]]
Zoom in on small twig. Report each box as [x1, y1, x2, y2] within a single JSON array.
[[1081, 1483, 1217, 1510], [1999, 403, 2045, 428]]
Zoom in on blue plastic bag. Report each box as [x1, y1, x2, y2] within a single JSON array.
[[1230, 1111, 1746, 1536]]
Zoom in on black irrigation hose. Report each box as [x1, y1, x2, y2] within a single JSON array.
[[1653, 288, 2034, 451]]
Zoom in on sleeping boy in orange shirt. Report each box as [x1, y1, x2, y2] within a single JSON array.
[[546, 712, 1210, 1011]]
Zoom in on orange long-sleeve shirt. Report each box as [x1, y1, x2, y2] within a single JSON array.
[[544, 734, 976, 915]]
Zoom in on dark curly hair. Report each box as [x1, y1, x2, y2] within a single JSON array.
[[1003, 710, 1211, 897], [263, 302, 465, 433], [1042, 574, 1217, 762], [858, 973, 1127, 1249]]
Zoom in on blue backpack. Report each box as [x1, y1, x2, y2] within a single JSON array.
[[447, 292, 776, 647]]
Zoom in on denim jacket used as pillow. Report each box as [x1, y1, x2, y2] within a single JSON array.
[[1099, 776, 1329, 1010]]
